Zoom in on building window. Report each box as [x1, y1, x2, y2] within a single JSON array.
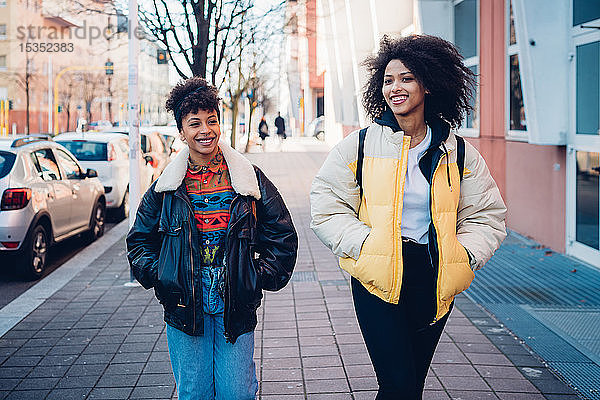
[[453, 0, 479, 131], [465, 65, 478, 129], [0, 0, 6, 7], [576, 41, 599, 136], [509, 1, 516, 45], [0, 55, 6, 71], [576, 151, 599, 250], [0, 24, 5, 40], [573, 0, 600, 26], [509, 55, 526, 130], [454, 0, 477, 59], [507, 0, 527, 135]]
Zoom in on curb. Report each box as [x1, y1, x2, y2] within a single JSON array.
[[0, 219, 130, 337]]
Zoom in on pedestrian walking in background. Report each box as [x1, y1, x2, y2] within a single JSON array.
[[258, 116, 269, 151], [310, 35, 507, 399], [274, 112, 287, 141], [127, 77, 298, 400]]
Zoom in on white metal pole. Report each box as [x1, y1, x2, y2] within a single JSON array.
[[126, 0, 141, 286], [128, 0, 141, 230], [48, 55, 52, 134]]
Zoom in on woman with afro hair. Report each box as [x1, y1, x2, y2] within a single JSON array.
[[127, 77, 298, 399], [311, 35, 507, 399]]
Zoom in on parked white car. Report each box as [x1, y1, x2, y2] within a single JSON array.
[[146, 126, 185, 160], [55, 132, 154, 219], [0, 135, 105, 279], [103, 128, 171, 181]]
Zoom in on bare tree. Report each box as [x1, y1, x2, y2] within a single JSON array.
[[13, 55, 37, 134], [139, 0, 251, 83], [82, 72, 104, 128], [220, 5, 285, 149], [59, 74, 78, 132]]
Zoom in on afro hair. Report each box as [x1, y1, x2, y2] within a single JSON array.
[[362, 35, 476, 128], [165, 77, 221, 131]]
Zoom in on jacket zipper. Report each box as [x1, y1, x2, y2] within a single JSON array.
[[188, 216, 196, 333], [175, 190, 197, 334], [223, 195, 237, 341], [223, 195, 252, 341], [428, 151, 446, 325], [390, 135, 412, 302]]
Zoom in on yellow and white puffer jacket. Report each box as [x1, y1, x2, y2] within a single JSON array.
[[310, 115, 507, 323]]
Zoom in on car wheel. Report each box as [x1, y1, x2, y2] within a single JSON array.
[[21, 224, 48, 280], [116, 189, 129, 220], [83, 202, 105, 243]]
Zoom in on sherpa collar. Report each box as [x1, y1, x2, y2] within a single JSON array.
[[154, 141, 261, 200]]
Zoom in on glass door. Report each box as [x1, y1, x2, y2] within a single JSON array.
[[568, 21, 600, 267]]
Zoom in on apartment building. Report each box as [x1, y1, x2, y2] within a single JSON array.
[[281, 0, 324, 136], [315, 0, 600, 267], [0, 0, 170, 134]]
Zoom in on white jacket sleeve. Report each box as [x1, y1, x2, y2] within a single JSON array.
[[310, 144, 371, 260], [456, 141, 507, 270]]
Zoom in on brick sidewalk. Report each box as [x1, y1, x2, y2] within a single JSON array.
[[0, 150, 577, 399]]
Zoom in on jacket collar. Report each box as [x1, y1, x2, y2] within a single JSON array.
[[374, 109, 453, 151], [374, 109, 402, 132], [154, 141, 261, 200]]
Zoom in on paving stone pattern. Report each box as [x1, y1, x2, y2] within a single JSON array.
[[0, 150, 580, 399]]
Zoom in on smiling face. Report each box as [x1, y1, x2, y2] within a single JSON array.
[[180, 109, 221, 163], [382, 59, 427, 122]]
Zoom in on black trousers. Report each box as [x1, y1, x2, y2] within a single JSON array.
[[351, 241, 450, 400]]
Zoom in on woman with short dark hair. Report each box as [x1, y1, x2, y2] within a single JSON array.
[[310, 35, 507, 399], [127, 76, 298, 400]]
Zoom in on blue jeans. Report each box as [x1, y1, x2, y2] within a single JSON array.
[[166, 315, 257, 400]]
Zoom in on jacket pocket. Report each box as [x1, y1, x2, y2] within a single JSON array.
[[340, 227, 392, 293], [158, 224, 182, 236], [156, 225, 185, 304], [438, 241, 474, 301]]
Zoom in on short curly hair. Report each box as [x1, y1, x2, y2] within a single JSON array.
[[362, 35, 476, 128], [165, 77, 221, 131]]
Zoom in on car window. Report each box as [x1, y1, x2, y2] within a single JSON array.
[[118, 139, 129, 158], [161, 135, 175, 151], [55, 149, 82, 179], [31, 149, 62, 181], [152, 134, 166, 154], [56, 141, 108, 161], [140, 135, 149, 153], [0, 151, 16, 179]]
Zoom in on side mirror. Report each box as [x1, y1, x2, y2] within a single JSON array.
[[144, 155, 154, 165], [86, 168, 98, 178]]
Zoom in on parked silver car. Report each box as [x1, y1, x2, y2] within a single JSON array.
[[0, 136, 105, 279], [55, 132, 154, 219]]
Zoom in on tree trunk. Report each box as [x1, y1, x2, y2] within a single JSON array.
[[86, 103, 92, 129], [107, 75, 113, 123], [66, 106, 71, 132], [230, 101, 238, 150], [244, 107, 255, 153], [25, 77, 30, 134]]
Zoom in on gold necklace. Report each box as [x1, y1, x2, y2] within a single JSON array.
[[409, 125, 427, 148]]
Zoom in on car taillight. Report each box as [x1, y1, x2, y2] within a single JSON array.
[[1, 242, 20, 249], [108, 143, 117, 161], [1, 188, 32, 211]]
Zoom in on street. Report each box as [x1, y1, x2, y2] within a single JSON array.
[[0, 216, 120, 309], [0, 144, 584, 399]]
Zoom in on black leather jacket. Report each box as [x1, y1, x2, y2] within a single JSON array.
[[126, 166, 298, 343]]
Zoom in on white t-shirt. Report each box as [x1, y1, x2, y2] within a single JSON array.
[[401, 127, 432, 244]]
